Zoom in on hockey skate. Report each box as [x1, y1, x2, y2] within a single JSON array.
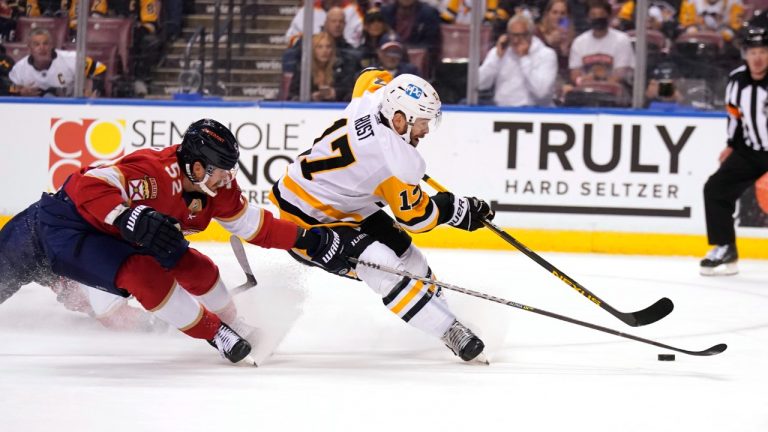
[[700, 244, 738, 276], [441, 320, 489, 365], [224, 315, 254, 338], [208, 322, 257, 366]]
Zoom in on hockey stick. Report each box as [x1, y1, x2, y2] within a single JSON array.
[[349, 257, 725, 357], [229, 235, 258, 295], [422, 174, 674, 328]]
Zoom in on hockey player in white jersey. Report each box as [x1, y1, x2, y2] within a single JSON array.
[[271, 69, 495, 362]]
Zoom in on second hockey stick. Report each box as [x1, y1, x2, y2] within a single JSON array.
[[422, 174, 674, 327], [349, 257, 725, 357], [229, 235, 258, 295]]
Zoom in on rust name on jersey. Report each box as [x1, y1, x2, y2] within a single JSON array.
[[354, 115, 375, 140]]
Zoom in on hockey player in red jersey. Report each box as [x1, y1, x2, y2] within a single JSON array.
[[0, 118, 358, 365]]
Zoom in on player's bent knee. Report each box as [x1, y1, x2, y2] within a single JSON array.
[[170, 248, 220, 295], [116, 254, 175, 309], [356, 242, 431, 298], [398, 245, 429, 276], [356, 242, 408, 296]]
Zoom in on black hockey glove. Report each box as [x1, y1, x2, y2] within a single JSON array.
[[298, 226, 374, 275], [434, 192, 495, 232], [115, 205, 189, 259]]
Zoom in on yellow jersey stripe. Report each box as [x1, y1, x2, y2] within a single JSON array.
[[283, 173, 365, 222], [390, 280, 425, 314], [270, 188, 313, 229], [375, 177, 439, 233], [352, 69, 393, 99]]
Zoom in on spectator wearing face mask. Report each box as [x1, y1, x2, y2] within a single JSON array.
[[371, 33, 419, 77], [568, 0, 635, 86]]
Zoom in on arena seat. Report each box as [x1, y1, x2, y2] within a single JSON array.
[[564, 81, 625, 107], [406, 47, 428, 77], [2, 41, 28, 62], [85, 43, 119, 97], [14, 17, 68, 48], [744, 0, 768, 13], [439, 23, 493, 61], [577, 80, 624, 96], [62, 40, 121, 96], [84, 18, 134, 74], [675, 31, 723, 50], [627, 29, 668, 53]]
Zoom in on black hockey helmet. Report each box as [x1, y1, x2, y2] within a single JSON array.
[[742, 11, 768, 48], [178, 119, 240, 183], [743, 25, 768, 48]]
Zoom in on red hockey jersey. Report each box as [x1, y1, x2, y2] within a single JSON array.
[[63, 145, 296, 250]]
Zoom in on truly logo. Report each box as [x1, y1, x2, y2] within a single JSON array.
[[49, 118, 126, 190]]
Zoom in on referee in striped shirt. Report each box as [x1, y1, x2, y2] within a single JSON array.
[[701, 20, 768, 276]]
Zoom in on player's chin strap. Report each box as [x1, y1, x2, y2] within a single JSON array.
[[195, 165, 237, 197], [420, 174, 674, 328], [382, 109, 415, 145], [182, 161, 219, 197], [401, 122, 415, 145], [387, 115, 413, 145], [197, 171, 219, 197]]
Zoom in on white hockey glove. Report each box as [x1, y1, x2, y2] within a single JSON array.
[[434, 192, 495, 232]]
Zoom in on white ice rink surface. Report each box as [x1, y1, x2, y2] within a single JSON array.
[[1, 243, 767, 432]]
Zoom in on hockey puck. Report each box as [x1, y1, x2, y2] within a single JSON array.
[[658, 354, 675, 361]]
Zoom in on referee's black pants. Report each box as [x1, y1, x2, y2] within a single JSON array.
[[703, 147, 768, 246]]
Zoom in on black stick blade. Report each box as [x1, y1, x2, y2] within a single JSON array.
[[626, 297, 674, 327], [684, 343, 728, 356], [703, 343, 728, 356]]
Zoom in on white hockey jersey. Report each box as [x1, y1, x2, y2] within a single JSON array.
[[271, 70, 442, 234], [9, 49, 105, 96]]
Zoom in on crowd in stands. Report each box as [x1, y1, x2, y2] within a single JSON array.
[[280, 0, 763, 109], [0, 0, 186, 97], [0, 0, 762, 108]]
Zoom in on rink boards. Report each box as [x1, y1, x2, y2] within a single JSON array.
[[1, 98, 766, 258]]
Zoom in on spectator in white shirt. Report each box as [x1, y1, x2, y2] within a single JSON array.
[[9, 28, 105, 97], [478, 14, 558, 106], [568, 0, 634, 86]]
